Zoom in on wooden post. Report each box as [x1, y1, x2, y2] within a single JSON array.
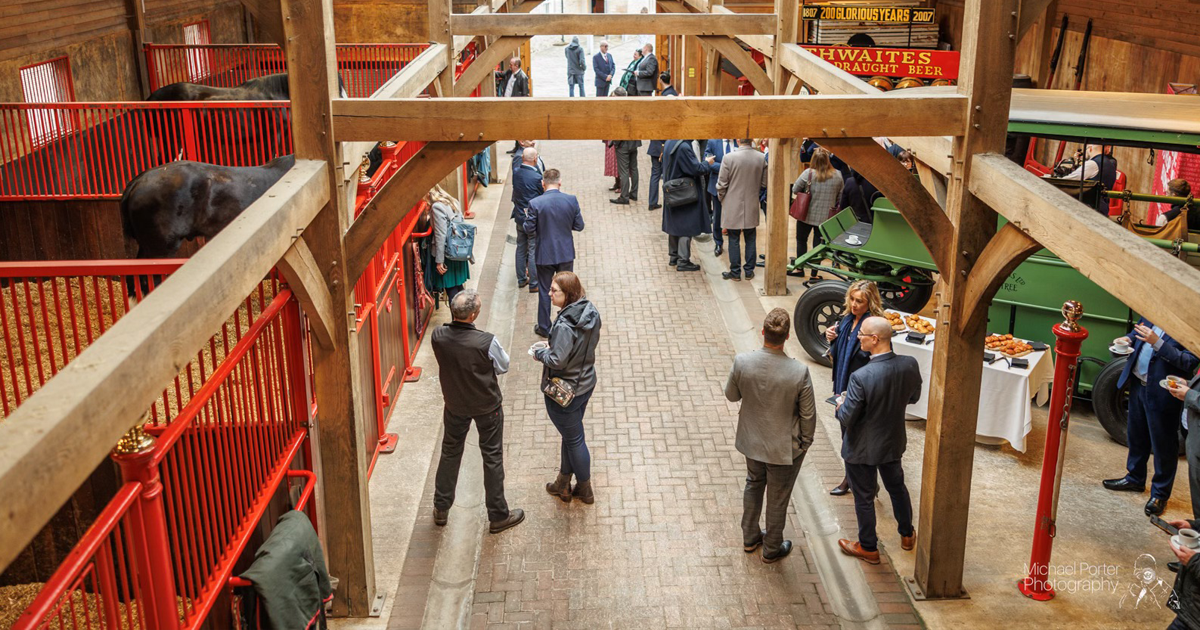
[[280, 0, 376, 616], [913, 0, 1020, 600], [124, 0, 150, 98], [1030, 0, 1059, 88], [705, 48, 721, 96], [478, 19, 501, 183], [430, 0, 455, 96], [762, 0, 797, 296]]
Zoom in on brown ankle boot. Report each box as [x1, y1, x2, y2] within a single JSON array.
[[546, 473, 572, 502], [572, 480, 595, 505]]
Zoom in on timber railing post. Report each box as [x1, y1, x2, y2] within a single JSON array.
[[1019, 301, 1088, 601], [111, 423, 180, 630], [763, 0, 797, 296]]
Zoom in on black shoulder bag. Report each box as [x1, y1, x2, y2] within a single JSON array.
[[662, 141, 700, 210]]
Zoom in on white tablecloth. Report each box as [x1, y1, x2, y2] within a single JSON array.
[[890, 313, 1055, 452]]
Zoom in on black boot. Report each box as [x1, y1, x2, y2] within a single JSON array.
[[546, 473, 572, 503], [572, 480, 595, 505]]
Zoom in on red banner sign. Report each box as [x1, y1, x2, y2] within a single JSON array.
[[801, 45, 959, 79]]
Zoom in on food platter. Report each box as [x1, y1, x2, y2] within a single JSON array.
[[884, 311, 906, 331], [905, 314, 935, 335], [986, 333, 1034, 357]]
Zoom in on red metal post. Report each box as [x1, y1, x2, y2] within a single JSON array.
[[111, 423, 181, 630], [1019, 300, 1089, 601]]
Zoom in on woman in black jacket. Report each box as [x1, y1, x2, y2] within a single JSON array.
[[532, 271, 602, 504]]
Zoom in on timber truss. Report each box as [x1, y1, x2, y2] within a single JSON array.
[[3, 0, 1200, 619]]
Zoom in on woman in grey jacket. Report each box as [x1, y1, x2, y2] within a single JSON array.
[[532, 271, 602, 504], [429, 186, 469, 302]]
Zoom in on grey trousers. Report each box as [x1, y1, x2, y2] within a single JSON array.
[[1189, 420, 1200, 520], [668, 235, 692, 264], [616, 147, 638, 200], [742, 453, 805, 555]]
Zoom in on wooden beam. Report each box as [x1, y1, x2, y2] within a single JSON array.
[[775, 43, 955, 174], [238, 0, 285, 45], [712, 5, 774, 57], [454, 36, 530, 97], [1030, 0, 1059, 87], [276, 236, 337, 349], [454, 5, 490, 55], [915, 162, 947, 208], [0, 163, 328, 574], [697, 36, 773, 95], [124, 0, 150, 98], [281, 0, 375, 615], [914, 0, 1020, 601], [345, 142, 489, 283], [430, 0, 455, 97], [1018, 0, 1055, 43], [762, 0, 797, 296], [332, 94, 968, 141], [820, 138, 952, 274], [971, 153, 1200, 352], [450, 12, 777, 36], [961, 222, 1041, 327]]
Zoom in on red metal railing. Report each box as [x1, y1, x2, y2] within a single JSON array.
[[15, 289, 313, 630], [145, 43, 428, 98], [0, 101, 293, 200]]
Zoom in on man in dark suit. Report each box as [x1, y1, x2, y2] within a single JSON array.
[[592, 40, 616, 97], [725, 308, 816, 563], [704, 138, 732, 256], [635, 43, 658, 96], [511, 148, 544, 294], [524, 168, 585, 337], [1104, 319, 1198, 515], [510, 140, 545, 174], [430, 290, 524, 534], [658, 71, 678, 97], [835, 316, 922, 564]]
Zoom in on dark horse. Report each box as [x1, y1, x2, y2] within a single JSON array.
[[120, 155, 296, 260], [146, 72, 346, 101]]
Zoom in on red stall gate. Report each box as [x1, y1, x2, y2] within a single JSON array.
[[144, 43, 428, 98], [0, 101, 293, 200], [14, 286, 316, 630]]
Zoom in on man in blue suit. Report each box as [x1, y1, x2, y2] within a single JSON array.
[[524, 168, 585, 337], [704, 139, 732, 256], [511, 140, 545, 174], [592, 40, 615, 97], [647, 139, 665, 210], [511, 148, 545, 293], [1104, 318, 1198, 515]]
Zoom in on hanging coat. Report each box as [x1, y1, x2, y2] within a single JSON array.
[[661, 140, 711, 237]]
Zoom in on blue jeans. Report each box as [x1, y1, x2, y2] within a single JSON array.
[[726, 228, 757, 275], [545, 388, 593, 482], [568, 75, 585, 96], [515, 219, 537, 287]]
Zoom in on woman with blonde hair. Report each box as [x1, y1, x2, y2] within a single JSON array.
[[428, 185, 470, 302], [792, 148, 845, 285], [823, 280, 885, 495]]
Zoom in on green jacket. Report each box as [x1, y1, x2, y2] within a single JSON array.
[[240, 510, 332, 630]]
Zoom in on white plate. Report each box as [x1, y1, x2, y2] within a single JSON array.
[[1109, 345, 1133, 355], [1173, 535, 1200, 550], [1162, 378, 1185, 390]]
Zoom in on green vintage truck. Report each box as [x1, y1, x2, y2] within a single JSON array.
[[789, 120, 1200, 445]]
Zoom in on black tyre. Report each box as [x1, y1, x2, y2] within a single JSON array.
[[879, 280, 933, 313], [793, 280, 850, 366], [1093, 357, 1130, 446]]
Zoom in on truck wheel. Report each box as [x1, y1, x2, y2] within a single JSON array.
[[793, 280, 850, 366], [1093, 357, 1130, 446], [880, 281, 933, 313]]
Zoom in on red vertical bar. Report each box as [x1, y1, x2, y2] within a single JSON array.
[[113, 442, 181, 630]]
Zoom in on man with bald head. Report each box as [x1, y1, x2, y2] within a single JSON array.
[[835, 315, 922, 565]]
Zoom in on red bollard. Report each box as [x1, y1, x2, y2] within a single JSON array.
[[1019, 300, 1089, 601], [112, 423, 181, 630]]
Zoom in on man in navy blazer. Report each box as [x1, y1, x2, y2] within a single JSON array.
[[523, 168, 585, 336], [704, 138, 732, 256], [1104, 318, 1199, 515], [592, 40, 615, 97], [511, 148, 545, 293]]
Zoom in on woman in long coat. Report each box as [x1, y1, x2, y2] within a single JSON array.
[[660, 139, 711, 271]]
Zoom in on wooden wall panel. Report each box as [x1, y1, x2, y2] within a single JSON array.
[[333, 0, 480, 43]]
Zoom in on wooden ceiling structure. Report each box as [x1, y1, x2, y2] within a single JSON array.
[[3, 0, 1200, 619]]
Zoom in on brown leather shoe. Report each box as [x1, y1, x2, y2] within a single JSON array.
[[572, 480, 595, 505], [489, 508, 525, 534], [838, 539, 881, 564], [433, 508, 448, 527], [901, 532, 916, 551], [546, 473, 572, 503]]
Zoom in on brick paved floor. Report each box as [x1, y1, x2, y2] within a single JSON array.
[[469, 140, 841, 630]]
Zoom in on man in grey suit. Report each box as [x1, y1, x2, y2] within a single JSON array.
[[635, 43, 658, 96], [835, 316, 922, 564], [1168, 375, 1200, 520], [716, 139, 767, 281], [725, 308, 817, 563]]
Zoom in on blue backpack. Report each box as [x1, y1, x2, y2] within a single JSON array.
[[444, 218, 476, 262]]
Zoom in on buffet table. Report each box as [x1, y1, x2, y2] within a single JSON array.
[[889, 312, 1055, 452]]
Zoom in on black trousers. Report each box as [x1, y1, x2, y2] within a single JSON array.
[[648, 157, 663, 206], [433, 405, 510, 522], [710, 197, 724, 245], [536, 261, 573, 334], [616, 147, 638, 200], [742, 453, 805, 556], [846, 459, 914, 552], [795, 221, 825, 266]]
